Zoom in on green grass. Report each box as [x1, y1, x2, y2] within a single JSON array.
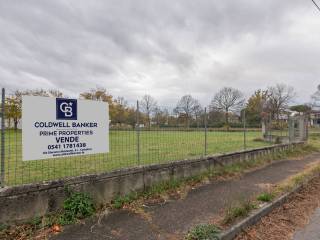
[[1, 129, 271, 185], [223, 200, 257, 224], [112, 192, 140, 209], [186, 224, 220, 240], [257, 192, 274, 202], [58, 191, 95, 225]]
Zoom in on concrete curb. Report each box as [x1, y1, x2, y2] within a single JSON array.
[[218, 173, 319, 240]]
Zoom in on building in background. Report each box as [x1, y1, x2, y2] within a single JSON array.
[[310, 110, 320, 127]]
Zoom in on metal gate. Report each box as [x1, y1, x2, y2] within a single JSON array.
[[263, 114, 308, 144]]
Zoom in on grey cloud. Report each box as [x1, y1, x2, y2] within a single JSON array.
[[0, 0, 319, 106]]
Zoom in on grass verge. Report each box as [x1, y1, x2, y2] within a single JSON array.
[[235, 173, 320, 240], [274, 161, 320, 194], [217, 150, 320, 228], [185, 141, 320, 238]]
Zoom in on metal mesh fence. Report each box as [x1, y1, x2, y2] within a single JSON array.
[[1, 88, 305, 187], [1, 128, 270, 186]]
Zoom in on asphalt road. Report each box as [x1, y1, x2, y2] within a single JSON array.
[[293, 208, 320, 240]]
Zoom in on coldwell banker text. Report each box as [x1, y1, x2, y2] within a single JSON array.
[[34, 121, 98, 128], [22, 96, 109, 161]]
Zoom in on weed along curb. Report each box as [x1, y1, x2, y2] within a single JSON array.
[[218, 173, 320, 240], [0, 142, 304, 224]]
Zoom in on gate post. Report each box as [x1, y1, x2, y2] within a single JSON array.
[[298, 115, 307, 142], [288, 117, 294, 144]]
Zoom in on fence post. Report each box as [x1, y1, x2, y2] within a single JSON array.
[[136, 100, 140, 166], [243, 108, 247, 150], [1, 88, 5, 187], [269, 113, 272, 140], [204, 107, 207, 156], [306, 115, 309, 142]]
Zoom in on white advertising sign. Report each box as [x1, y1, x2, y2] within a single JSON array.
[[22, 96, 109, 161]]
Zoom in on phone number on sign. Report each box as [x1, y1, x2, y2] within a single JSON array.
[[48, 143, 87, 150]]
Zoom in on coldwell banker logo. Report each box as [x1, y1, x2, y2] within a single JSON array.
[[56, 98, 77, 120]]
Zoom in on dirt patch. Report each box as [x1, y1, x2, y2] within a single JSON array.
[[235, 176, 320, 240]]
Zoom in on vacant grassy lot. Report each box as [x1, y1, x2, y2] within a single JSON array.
[[1, 129, 269, 185]]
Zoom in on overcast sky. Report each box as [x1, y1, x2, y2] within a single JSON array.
[[0, 0, 320, 106]]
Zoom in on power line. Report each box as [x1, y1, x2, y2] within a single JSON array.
[[311, 0, 320, 12]]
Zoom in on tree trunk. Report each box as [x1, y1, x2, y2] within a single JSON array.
[[186, 114, 190, 128], [225, 108, 229, 125], [225, 108, 229, 131], [147, 113, 151, 130], [14, 118, 18, 131]]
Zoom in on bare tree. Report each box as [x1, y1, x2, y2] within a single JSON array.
[[154, 107, 169, 126], [140, 94, 158, 128], [208, 109, 225, 125], [80, 87, 112, 103], [174, 95, 202, 127], [210, 87, 245, 125], [15, 89, 64, 99], [267, 84, 296, 121], [48, 89, 64, 98], [194, 104, 204, 128]]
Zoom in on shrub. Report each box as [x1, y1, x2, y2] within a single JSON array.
[[257, 193, 274, 202], [186, 224, 220, 240], [59, 192, 95, 225], [223, 200, 256, 224], [112, 192, 139, 209]]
